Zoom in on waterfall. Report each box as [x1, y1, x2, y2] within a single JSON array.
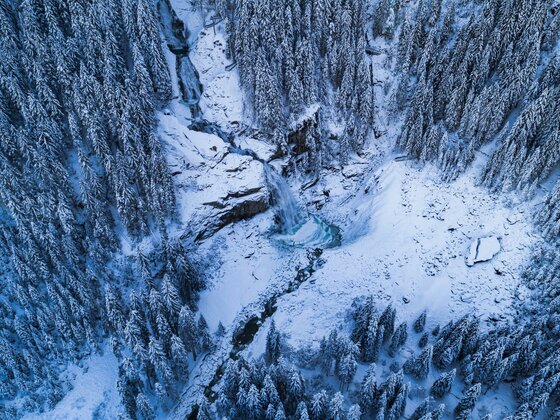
[[178, 57, 203, 119], [263, 164, 304, 233], [158, 0, 203, 120]]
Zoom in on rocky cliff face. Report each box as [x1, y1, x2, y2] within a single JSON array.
[[197, 182, 269, 241], [159, 113, 271, 242]]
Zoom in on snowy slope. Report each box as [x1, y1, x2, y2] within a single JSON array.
[[23, 347, 120, 420], [271, 157, 536, 349]]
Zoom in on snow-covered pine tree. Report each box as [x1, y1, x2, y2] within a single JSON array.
[[430, 368, 456, 399], [336, 351, 357, 391], [136, 391, 156, 420], [148, 336, 174, 390], [295, 401, 310, 420], [410, 397, 432, 420], [179, 305, 199, 360], [266, 320, 282, 364], [379, 304, 396, 342], [311, 390, 329, 419], [360, 364, 378, 412], [170, 335, 190, 378], [419, 332, 429, 348], [430, 403, 445, 420], [347, 404, 362, 420], [404, 344, 433, 380], [0, 0, 199, 413], [328, 392, 345, 420], [225, 0, 373, 167], [414, 310, 427, 333], [454, 383, 482, 419], [393, 0, 560, 189], [387, 382, 409, 420], [389, 322, 408, 356]]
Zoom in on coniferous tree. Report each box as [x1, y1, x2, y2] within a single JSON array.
[[337, 351, 357, 392], [136, 392, 155, 420], [311, 390, 329, 419], [179, 306, 199, 360], [198, 315, 213, 353], [454, 383, 481, 419], [170, 335, 190, 378], [360, 364, 378, 411], [419, 332, 429, 348], [347, 404, 362, 420], [266, 320, 282, 364], [296, 401, 310, 420], [148, 336, 173, 389], [390, 322, 408, 356], [387, 382, 409, 420], [379, 305, 396, 343], [329, 392, 345, 420], [410, 397, 432, 420], [375, 390, 388, 420], [404, 345, 433, 380], [430, 404, 445, 420], [430, 369, 456, 399], [414, 311, 427, 333]]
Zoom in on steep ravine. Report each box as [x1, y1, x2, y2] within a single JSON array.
[[158, 4, 341, 418]]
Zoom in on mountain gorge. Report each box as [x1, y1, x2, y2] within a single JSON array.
[[0, 0, 560, 419]]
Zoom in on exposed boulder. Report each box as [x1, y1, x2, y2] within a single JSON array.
[[287, 109, 321, 173], [160, 112, 271, 242], [466, 236, 501, 266]]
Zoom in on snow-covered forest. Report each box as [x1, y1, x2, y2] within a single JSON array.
[[0, 0, 559, 418]]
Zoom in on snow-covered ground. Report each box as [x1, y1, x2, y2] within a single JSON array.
[[271, 156, 536, 348], [163, 6, 541, 418], [24, 348, 120, 420], [190, 29, 243, 128]]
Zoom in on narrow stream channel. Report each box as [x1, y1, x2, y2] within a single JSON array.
[[158, 4, 340, 417], [193, 247, 324, 419]]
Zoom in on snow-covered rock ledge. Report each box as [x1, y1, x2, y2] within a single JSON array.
[[159, 109, 271, 242]]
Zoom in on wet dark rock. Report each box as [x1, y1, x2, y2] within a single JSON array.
[[288, 112, 318, 155]]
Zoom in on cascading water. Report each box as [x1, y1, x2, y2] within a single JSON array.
[[178, 57, 203, 119], [263, 164, 304, 233], [263, 164, 341, 248], [160, 6, 344, 419]]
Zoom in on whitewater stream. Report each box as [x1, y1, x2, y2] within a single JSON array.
[[263, 163, 341, 248]]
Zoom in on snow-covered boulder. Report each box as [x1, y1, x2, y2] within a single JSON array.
[[466, 236, 501, 266]]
